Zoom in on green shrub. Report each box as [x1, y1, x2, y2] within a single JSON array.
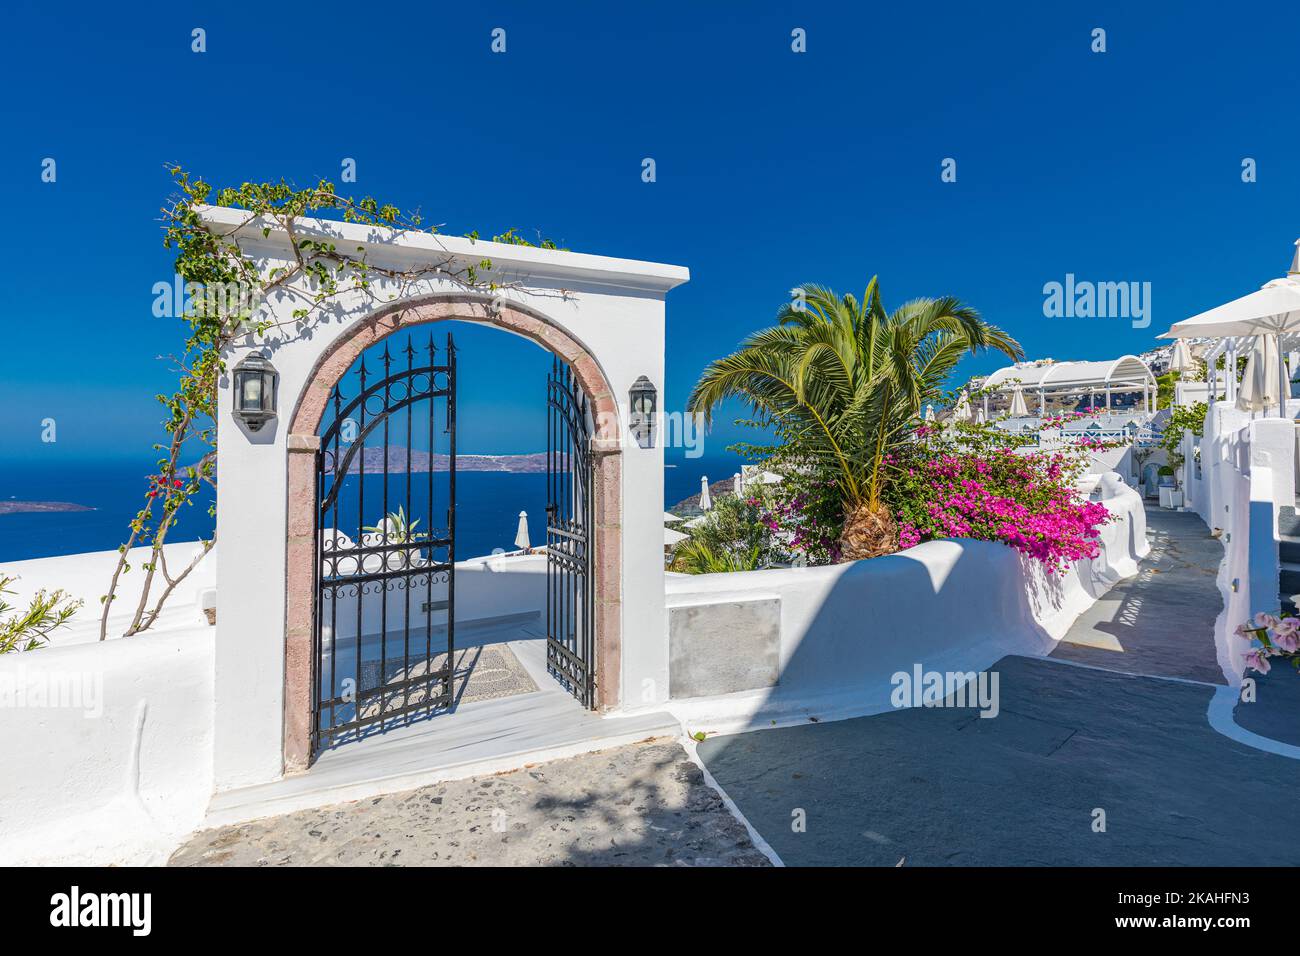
[[0, 574, 83, 654]]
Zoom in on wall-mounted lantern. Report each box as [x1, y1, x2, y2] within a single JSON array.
[[629, 375, 657, 448], [233, 353, 278, 432]]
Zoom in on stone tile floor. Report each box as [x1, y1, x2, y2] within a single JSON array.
[[1049, 507, 1225, 684], [170, 739, 770, 867], [697, 506, 1300, 866]]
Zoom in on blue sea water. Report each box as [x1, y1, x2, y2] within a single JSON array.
[[0, 450, 746, 563]]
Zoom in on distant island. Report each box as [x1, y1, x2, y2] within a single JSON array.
[[326, 449, 555, 475], [0, 500, 95, 515]]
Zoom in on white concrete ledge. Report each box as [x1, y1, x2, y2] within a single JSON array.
[[652, 473, 1149, 732]]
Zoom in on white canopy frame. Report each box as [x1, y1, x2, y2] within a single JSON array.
[[981, 355, 1157, 418], [1201, 333, 1300, 410]]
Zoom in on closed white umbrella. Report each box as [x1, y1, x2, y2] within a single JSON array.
[[733, 471, 744, 496], [699, 476, 712, 510], [952, 389, 972, 421], [924, 404, 935, 422], [1236, 335, 1285, 414], [663, 511, 683, 523], [514, 511, 531, 551], [974, 406, 986, 424], [663, 526, 689, 547], [1169, 338, 1194, 373], [1009, 386, 1029, 417]]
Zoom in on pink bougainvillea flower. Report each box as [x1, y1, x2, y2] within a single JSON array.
[[1244, 649, 1272, 674], [1271, 628, 1300, 654], [1254, 612, 1281, 630]]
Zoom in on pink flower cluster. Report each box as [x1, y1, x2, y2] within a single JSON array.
[[753, 488, 842, 565], [892, 447, 1111, 573], [1039, 409, 1103, 429], [1235, 612, 1300, 674]]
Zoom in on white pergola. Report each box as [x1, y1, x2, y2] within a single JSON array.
[[1199, 334, 1300, 405], [981, 356, 1157, 417]]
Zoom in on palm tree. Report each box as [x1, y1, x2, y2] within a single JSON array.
[[687, 278, 1022, 560]]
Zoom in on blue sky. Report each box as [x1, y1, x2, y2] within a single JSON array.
[[3, 0, 1300, 467]]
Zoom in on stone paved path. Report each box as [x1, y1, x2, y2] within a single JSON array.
[[1049, 507, 1225, 684], [169, 739, 770, 867], [700, 656, 1300, 866], [698, 507, 1300, 866]]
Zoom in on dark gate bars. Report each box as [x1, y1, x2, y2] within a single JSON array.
[[546, 357, 595, 708], [311, 332, 457, 754]]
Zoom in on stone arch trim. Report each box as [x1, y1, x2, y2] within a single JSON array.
[[283, 296, 622, 772]]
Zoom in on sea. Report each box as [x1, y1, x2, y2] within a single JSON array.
[[0, 449, 745, 563]]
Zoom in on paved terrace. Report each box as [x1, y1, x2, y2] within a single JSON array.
[[697, 507, 1300, 866], [1048, 509, 1224, 684], [171, 740, 770, 867]]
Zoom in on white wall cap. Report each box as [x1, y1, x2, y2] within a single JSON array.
[[195, 205, 690, 294]]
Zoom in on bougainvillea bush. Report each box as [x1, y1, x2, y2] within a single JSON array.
[[884, 424, 1113, 573], [750, 465, 843, 566], [1235, 612, 1300, 674]]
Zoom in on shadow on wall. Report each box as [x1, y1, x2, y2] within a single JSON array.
[[661, 475, 1149, 734]]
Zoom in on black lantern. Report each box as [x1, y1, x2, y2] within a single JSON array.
[[232, 353, 278, 432], [629, 375, 657, 448]]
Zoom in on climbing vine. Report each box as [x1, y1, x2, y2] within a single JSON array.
[[101, 166, 555, 640], [1157, 401, 1207, 474]]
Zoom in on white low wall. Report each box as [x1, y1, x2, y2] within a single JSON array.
[[0, 544, 544, 865], [323, 550, 547, 648], [0, 626, 215, 866], [3, 541, 216, 644], [656, 473, 1149, 731], [1189, 401, 1297, 683], [0, 542, 218, 863]]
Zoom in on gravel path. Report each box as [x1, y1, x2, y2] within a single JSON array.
[[169, 739, 770, 867]]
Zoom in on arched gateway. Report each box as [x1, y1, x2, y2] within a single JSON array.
[[282, 298, 625, 771], [208, 206, 688, 790]]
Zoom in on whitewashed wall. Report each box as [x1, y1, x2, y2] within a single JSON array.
[[0, 627, 215, 866], [2, 542, 215, 645], [656, 474, 1149, 730], [209, 207, 688, 790], [0, 545, 545, 865], [1189, 401, 1297, 682]]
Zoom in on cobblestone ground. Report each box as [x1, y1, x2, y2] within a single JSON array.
[[169, 739, 770, 867]]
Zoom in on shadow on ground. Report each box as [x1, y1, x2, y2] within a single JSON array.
[[1049, 508, 1224, 684], [698, 654, 1300, 866], [169, 740, 770, 867]]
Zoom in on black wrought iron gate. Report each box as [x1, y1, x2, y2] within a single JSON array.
[[546, 358, 595, 708], [313, 333, 457, 753]]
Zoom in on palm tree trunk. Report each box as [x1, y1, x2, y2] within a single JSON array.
[[839, 499, 898, 561]]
